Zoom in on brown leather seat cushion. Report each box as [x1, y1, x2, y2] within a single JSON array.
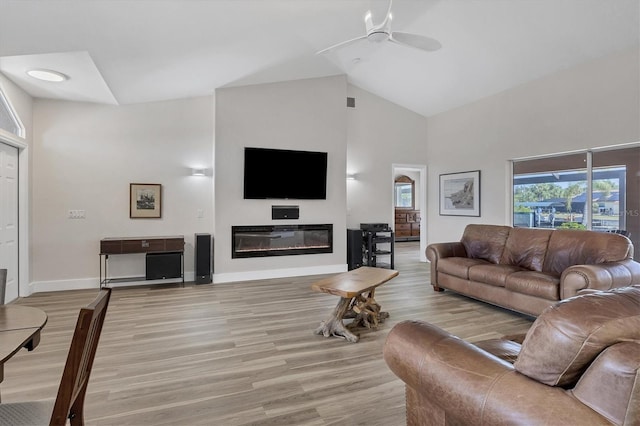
[[514, 285, 640, 386], [468, 264, 524, 287], [475, 338, 521, 364], [505, 271, 560, 300], [438, 257, 488, 280]]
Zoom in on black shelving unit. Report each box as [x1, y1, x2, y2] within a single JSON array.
[[363, 229, 394, 269]]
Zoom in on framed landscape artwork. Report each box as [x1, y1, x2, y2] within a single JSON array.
[[439, 170, 480, 217], [130, 183, 162, 218]]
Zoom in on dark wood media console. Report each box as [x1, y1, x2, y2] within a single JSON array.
[[99, 236, 185, 287]]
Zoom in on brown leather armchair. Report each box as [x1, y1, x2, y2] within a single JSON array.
[[384, 285, 640, 425]]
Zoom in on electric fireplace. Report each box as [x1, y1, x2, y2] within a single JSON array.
[[232, 224, 333, 258]]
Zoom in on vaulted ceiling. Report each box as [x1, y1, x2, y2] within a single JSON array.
[[1, 0, 638, 117]]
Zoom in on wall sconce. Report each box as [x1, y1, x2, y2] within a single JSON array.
[[346, 173, 357, 181], [191, 168, 206, 176]]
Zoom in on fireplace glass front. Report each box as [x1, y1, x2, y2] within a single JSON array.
[[232, 224, 333, 258]]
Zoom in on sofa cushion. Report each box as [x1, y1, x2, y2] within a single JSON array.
[[468, 264, 524, 287], [542, 230, 633, 276], [514, 285, 640, 387], [572, 341, 640, 426], [438, 257, 488, 280], [501, 228, 553, 272], [505, 271, 560, 300], [461, 224, 511, 264], [475, 338, 521, 364]]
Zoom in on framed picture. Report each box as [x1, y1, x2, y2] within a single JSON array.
[[439, 170, 481, 217], [130, 183, 162, 218]]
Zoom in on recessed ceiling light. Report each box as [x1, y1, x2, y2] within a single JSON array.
[[26, 69, 69, 82]]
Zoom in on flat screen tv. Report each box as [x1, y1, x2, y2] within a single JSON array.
[[244, 147, 328, 199]]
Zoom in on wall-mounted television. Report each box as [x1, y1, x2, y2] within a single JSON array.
[[244, 147, 328, 200]]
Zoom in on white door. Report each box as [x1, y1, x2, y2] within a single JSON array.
[[0, 143, 19, 302]]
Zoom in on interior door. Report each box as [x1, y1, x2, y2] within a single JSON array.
[[0, 142, 19, 301]]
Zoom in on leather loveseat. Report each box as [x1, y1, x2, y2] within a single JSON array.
[[384, 285, 640, 425], [426, 224, 640, 316]]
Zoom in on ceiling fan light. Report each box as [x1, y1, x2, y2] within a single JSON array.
[[26, 69, 69, 82], [368, 31, 389, 43]]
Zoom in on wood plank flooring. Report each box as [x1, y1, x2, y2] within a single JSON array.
[[2, 242, 533, 425]]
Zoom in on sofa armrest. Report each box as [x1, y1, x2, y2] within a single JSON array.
[[383, 321, 611, 425], [561, 259, 640, 299], [426, 242, 466, 262], [426, 242, 466, 290]]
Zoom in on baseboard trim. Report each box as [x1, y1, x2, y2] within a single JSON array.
[[29, 272, 197, 294], [213, 264, 347, 284], [30, 277, 99, 294], [26, 265, 348, 294]]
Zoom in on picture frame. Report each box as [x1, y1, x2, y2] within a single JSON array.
[[439, 170, 481, 217], [130, 183, 162, 218]]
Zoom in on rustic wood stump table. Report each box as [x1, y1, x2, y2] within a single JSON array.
[[312, 266, 399, 343]]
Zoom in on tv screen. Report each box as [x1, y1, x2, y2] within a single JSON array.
[[244, 147, 328, 199]]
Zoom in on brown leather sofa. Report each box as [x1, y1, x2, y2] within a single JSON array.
[[384, 285, 640, 425], [426, 224, 640, 316]]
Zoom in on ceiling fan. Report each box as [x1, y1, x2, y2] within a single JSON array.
[[317, 0, 442, 55]]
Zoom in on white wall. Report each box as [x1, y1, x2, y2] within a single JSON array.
[[214, 76, 348, 282], [426, 47, 640, 244], [25, 75, 429, 290], [346, 85, 428, 229], [31, 97, 214, 291]]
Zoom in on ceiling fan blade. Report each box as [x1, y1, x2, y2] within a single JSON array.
[[390, 31, 442, 52], [367, 0, 393, 34], [379, 0, 394, 28], [316, 35, 368, 54]]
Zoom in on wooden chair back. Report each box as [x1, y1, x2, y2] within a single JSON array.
[[0, 269, 6, 305], [50, 288, 111, 425]]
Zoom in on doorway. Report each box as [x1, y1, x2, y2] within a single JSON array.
[[392, 164, 427, 262], [0, 142, 19, 301]]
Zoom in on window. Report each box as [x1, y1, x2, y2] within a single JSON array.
[[394, 175, 414, 209], [512, 146, 640, 260], [0, 89, 24, 138], [513, 153, 587, 229], [592, 147, 640, 233]]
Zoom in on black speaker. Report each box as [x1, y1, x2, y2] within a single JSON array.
[[347, 229, 363, 271], [360, 223, 389, 232], [146, 252, 182, 280], [272, 205, 299, 220], [194, 233, 212, 284]]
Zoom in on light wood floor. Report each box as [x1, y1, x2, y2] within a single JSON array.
[[3, 242, 533, 425]]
